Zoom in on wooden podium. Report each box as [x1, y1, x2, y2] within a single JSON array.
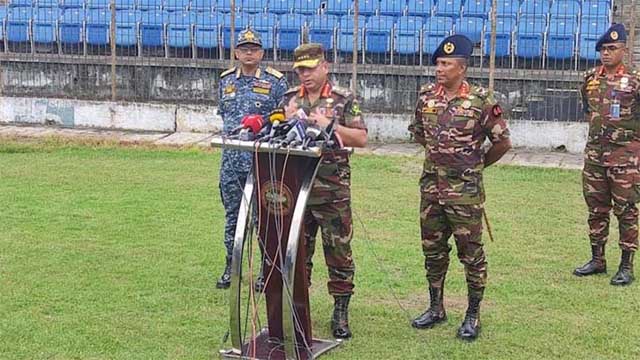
[[212, 137, 341, 360]]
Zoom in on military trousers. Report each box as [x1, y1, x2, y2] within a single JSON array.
[[219, 169, 250, 257], [303, 200, 355, 296], [582, 162, 639, 252], [420, 198, 487, 298]]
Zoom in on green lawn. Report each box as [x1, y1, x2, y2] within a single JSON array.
[[1, 138, 638, 359]]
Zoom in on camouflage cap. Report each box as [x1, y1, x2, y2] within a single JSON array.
[[293, 43, 325, 69], [236, 28, 262, 47]]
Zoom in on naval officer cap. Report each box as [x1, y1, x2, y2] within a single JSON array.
[[431, 34, 474, 65], [596, 23, 627, 51], [236, 28, 263, 47]]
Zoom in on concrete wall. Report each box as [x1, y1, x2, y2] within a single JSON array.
[[0, 96, 588, 152]]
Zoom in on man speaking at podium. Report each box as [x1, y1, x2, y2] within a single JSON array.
[[281, 43, 368, 339], [216, 29, 288, 291]]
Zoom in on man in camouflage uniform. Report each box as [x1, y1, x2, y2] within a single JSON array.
[[574, 24, 639, 286], [408, 35, 511, 341], [216, 29, 288, 290], [281, 43, 367, 339]]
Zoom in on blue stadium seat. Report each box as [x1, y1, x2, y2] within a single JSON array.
[[581, 0, 611, 19], [407, 0, 432, 17], [547, 18, 576, 59], [277, 13, 303, 50], [326, 0, 351, 16], [550, 0, 580, 21], [379, 0, 404, 16], [496, 0, 519, 19], [435, 0, 463, 18], [359, 0, 379, 16], [296, 0, 323, 15], [192, 0, 213, 12], [217, 0, 237, 13], [396, 15, 423, 54], [36, 0, 60, 8], [269, 0, 291, 15], [167, 10, 195, 48], [194, 12, 219, 48], [138, 0, 163, 11], [86, 8, 110, 45], [455, 16, 484, 44], [140, 10, 167, 47], [308, 14, 337, 50], [462, 0, 487, 19], [115, 0, 136, 10], [242, 0, 266, 14], [579, 16, 609, 60], [33, 7, 61, 44], [365, 15, 395, 53], [0, 6, 8, 42], [59, 8, 84, 45], [516, 16, 546, 58], [337, 16, 365, 52], [520, 0, 551, 18], [252, 12, 277, 49], [115, 10, 140, 46], [165, 0, 190, 12], [423, 16, 453, 54], [61, 0, 84, 9], [484, 16, 514, 56], [221, 12, 251, 48], [88, 0, 110, 9], [8, 0, 33, 7], [7, 7, 32, 43]]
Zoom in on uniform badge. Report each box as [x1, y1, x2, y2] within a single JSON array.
[[610, 31, 619, 40], [350, 102, 362, 116], [443, 42, 455, 54], [224, 84, 236, 95], [427, 100, 436, 108], [492, 105, 503, 117], [462, 100, 471, 109], [620, 77, 629, 90]]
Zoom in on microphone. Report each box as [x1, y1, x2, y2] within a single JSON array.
[[280, 120, 307, 147], [228, 114, 264, 135], [302, 126, 322, 149], [267, 108, 287, 140]]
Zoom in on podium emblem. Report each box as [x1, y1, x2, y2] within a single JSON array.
[[261, 180, 294, 216]]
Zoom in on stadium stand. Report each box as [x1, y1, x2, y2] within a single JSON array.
[[0, 0, 617, 66]]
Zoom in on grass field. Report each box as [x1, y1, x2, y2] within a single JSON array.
[[1, 138, 638, 360]]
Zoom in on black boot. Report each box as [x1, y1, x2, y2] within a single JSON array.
[[574, 245, 607, 276], [412, 285, 447, 329], [610, 251, 635, 286], [331, 295, 352, 339], [216, 256, 232, 289], [457, 294, 482, 341]]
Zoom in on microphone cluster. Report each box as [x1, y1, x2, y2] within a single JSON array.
[[226, 108, 338, 150]]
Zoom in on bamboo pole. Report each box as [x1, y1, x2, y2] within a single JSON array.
[[488, 0, 497, 91], [351, 0, 359, 95], [110, 0, 117, 101]]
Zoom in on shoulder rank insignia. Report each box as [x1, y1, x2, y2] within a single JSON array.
[[265, 66, 284, 79], [220, 67, 236, 78]]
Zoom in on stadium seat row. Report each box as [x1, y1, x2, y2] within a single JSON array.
[[0, 6, 611, 61], [4, 0, 613, 20]]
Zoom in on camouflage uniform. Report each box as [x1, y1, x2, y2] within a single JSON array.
[[281, 82, 367, 295], [581, 64, 640, 253], [218, 66, 288, 257], [409, 81, 510, 298]]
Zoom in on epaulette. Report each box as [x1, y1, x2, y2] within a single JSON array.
[[584, 67, 597, 80], [285, 85, 301, 95], [331, 85, 352, 98], [631, 68, 640, 80], [419, 83, 435, 94], [220, 67, 236, 78], [470, 85, 489, 99], [265, 66, 284, 79]]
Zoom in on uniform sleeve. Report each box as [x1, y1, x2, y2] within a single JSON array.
[[580, 76, 590, 114], [272, 77, 289, 106], [480, 93, 510, 144], [408, 95, 425, 139], [217, 79, 226, 117], [342, 96, 367, 131]]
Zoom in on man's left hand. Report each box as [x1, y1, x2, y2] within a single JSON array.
[[307, 108, 332, 130]]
